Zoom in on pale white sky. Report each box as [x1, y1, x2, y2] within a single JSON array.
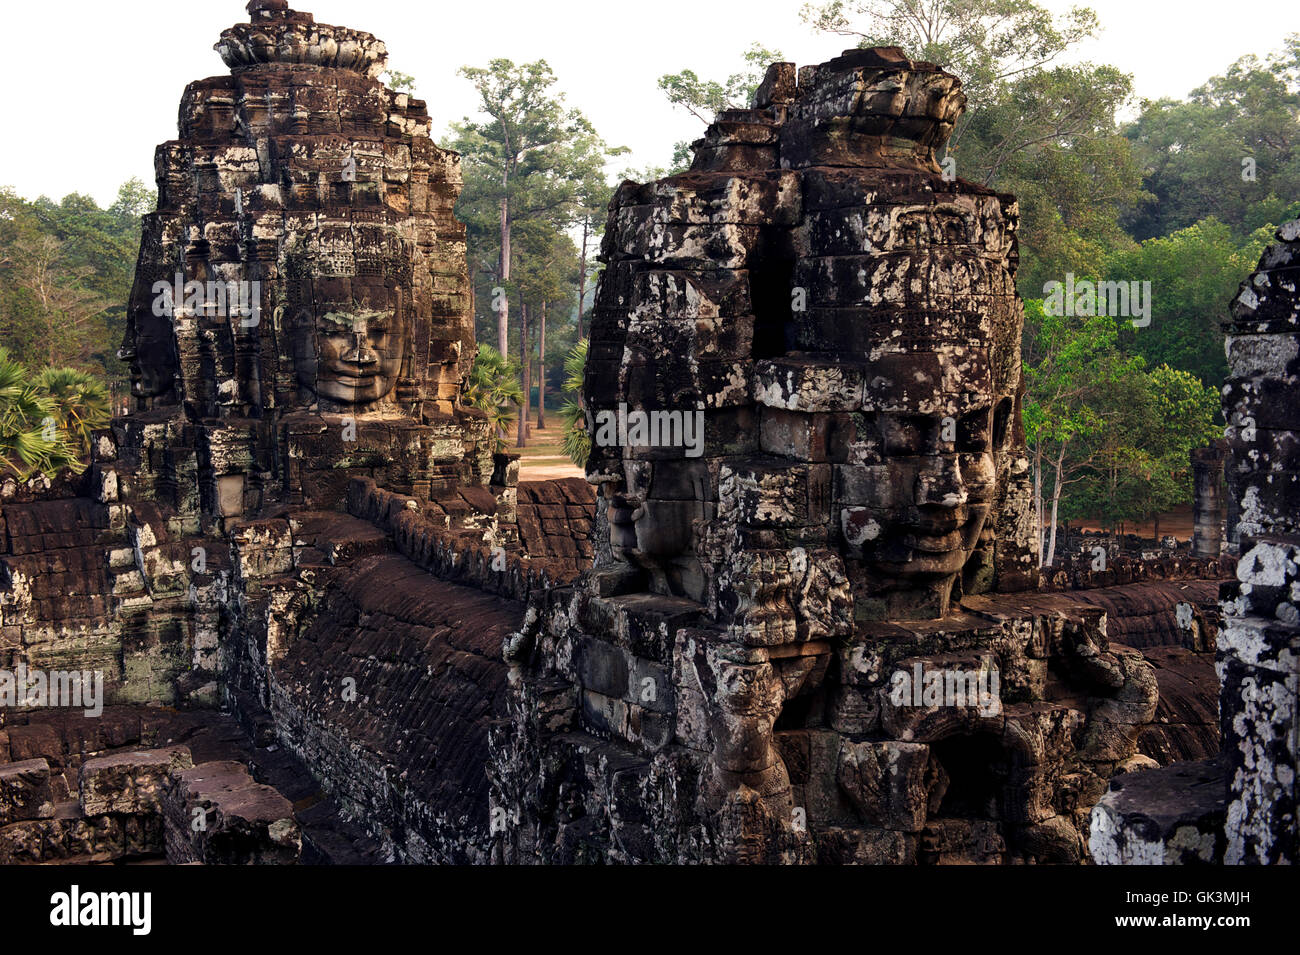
[[1, 0, 1296, 206]]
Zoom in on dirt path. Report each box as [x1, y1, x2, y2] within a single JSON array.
[[514, 424, 584, 481], [1068, 504, 1196, 540]]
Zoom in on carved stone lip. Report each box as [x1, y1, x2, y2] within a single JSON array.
[[328, 370, 381, 385], [333, 378, 379, 388], [899, 528, 966, 553]]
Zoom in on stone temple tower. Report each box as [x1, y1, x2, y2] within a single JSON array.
[[120, 0, 492, 526], [496, 51, 1161, 865], [0, 1, 502, 711]]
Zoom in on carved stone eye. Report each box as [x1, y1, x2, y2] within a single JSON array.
[[992, 398, 1013, 449]]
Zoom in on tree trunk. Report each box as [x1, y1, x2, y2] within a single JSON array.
[[517, 301, 530, 448], [1033, 440, 1043, 567], [1046, 443, 1067, 566], [1153, 513, 1160, 546], [497, 190, 510, 357], [537, 300, 547, 429], [576, 217, 590, 342]]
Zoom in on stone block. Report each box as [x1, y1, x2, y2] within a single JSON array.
[[0, 759, 54, 824], [80, 747, 193, 816]]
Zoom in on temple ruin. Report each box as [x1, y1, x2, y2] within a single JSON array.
[[0, 1, 1288, 866]]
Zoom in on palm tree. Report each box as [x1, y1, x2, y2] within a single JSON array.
[[558, 339, 590, 468], [0, 347, 82, 479], [35, 366, 111, 454], [464, 345, 524, 451]]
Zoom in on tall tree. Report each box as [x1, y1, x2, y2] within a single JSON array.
[[449, 59, 623, 359], [512, 220, 580, 443], [1022, 300, 1142, 564]]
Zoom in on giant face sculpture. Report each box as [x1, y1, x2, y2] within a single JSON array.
[[838, 356, 1016, 615], [826, 193, 1021, 616], [292, 296, 409, 407], [121, 301, 178, 401], [285, 236, 414, 412], [586, 53, 1029, 621]]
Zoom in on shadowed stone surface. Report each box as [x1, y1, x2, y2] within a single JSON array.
[[1090, 757, 1226, 865], [268, 554, 522, 863], [1219, 219, 1300, 864]]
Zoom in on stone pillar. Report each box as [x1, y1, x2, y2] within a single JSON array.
[[1190, 442, 1226, 558], [1088, 220, 1300, 867], [1220, 219, 1300, 864]]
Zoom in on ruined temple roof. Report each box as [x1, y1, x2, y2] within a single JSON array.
[[215, 2, 388, 78]]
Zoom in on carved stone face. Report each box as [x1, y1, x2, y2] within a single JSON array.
[[293, 300, 408, 407], [121, 299, 177, 400], [284, 235, 413, 410], [843, 406, 999, 580], [840, 349, 1007, 592]]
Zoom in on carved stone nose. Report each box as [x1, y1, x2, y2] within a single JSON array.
[[343, 332, 378, 364], [915, 456, 967, 507]]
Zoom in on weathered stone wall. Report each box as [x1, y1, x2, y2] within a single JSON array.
[[264, 553, 522, 863], [1090, 219, 1300, 866], [1219, 219, 1300, 863], [0, 707, 312, 864]]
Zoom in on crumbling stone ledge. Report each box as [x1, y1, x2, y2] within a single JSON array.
[[346, 477, 584, 602], [1040, 554, 1236, 592], [1089, 757, 1226, 864]]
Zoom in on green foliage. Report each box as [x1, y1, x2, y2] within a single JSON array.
[[657, 43, 785, 123], [464, 345, 524, 451], [801, 0, 1098, 110], [446, 58, 624, 355], [1107, 218, 1273, 385], [382, 70, 418, 92], [1023, 299, 1223, 542], [0, 347, 97, 480], [34, 366, 111, 454], [558, 339, 590, 468], [1064, 364, 1222, 530], [1023, 299, 1138, 451], [0, 179, 151, 389], [1107, 220, 1279, 389], [1123, 37, 1300, 241]]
